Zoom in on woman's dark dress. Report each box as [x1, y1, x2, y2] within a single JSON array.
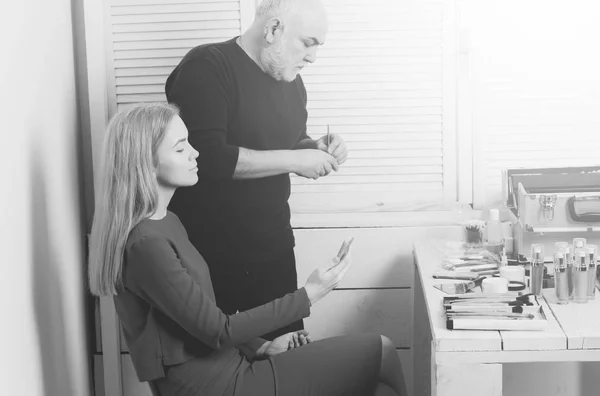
[[115, 212, 381, 396]]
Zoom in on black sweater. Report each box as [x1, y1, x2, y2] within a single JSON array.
[[166, 37, 311, 263]]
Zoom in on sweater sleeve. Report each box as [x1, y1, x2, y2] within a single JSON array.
[[166, 58, 239, 179], [124, 236, 311, 350], [294, 75, 313, 146]]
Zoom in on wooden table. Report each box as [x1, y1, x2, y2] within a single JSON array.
[[413, 240, 600, 396]]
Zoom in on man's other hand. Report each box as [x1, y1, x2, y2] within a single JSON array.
[[316, 133, 348, 165], [292, 150, 339, 179]]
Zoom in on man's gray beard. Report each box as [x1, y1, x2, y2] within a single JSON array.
[[260, 40, 293, 81]]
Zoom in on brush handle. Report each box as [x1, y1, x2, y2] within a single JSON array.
[[336, 237, 354, 261]]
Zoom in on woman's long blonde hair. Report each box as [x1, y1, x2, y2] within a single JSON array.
[[88, 103, 179, 296]]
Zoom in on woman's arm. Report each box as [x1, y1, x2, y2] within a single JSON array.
[[124, 236, 311, 350]]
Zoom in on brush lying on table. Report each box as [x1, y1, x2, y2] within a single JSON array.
[[433, 277, 485, 294], [432, 271, 481, 281], [446, 304, 528, 313], [444, 293, 534, 305], [446, 312, 535, 320]]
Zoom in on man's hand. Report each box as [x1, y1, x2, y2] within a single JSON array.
[[262, 330, 312, 357], [316, 133, 348, 165], [292, 150, 339, 180]]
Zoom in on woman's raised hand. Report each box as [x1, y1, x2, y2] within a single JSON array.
[[304, 239, 353, 306]]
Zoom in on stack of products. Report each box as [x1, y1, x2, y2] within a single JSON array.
[[545, 238, 598, 305]]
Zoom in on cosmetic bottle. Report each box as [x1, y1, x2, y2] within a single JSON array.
[[564, 245, 574, 299], [486, 209, 503, 245], [573, 248, 589, 304], [555, 241, 569, 253], [554, 250, 569, 305], [555, 242, 574, 299], [500, 249, 508, 267], [530, 244, 545, 298], [587, 244, 598, 300], [573, 238, 587, 250]]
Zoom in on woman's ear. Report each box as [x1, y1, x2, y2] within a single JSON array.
[[264, 17, 283, 44]]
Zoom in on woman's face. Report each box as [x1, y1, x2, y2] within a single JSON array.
[[155, 115, 199, 189]]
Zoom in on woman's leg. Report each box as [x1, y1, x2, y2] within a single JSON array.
[[236, 334, 408, 396], [238, 333, 382, 396], [378, 335, 408, 396]]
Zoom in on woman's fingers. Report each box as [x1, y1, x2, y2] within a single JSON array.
[[299, 333, 307, 345], [331, 252, 352, 277], [326, 256, 341, 272]]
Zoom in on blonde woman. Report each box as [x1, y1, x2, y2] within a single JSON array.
[[88, 103, 407, 396]]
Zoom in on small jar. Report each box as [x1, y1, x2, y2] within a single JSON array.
[[465, 227, 483, 244]]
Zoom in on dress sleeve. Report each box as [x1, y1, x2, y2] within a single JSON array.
[[166, 58, 239, 179], [123, 236, 311, 350], [237, 337, 269, 361]]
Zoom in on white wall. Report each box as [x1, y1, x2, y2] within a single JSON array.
[[1, 0, 90, 395]]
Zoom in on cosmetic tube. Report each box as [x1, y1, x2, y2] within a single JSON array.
[[554, 251, 569, 305], [587, 245, 598, 300], [530, 244, 545, 298], [573, 248, 589, 304], [573, 238, 587, 250]]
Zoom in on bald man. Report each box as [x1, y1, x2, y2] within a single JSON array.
[[166, 0, 348, 340]]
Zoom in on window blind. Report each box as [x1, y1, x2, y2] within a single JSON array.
[[103, 0, 458, 220], [290, 0, 457, 216], [105, 0, 254, 113]]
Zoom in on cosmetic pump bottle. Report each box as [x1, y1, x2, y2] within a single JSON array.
[[586, 244, 598, 300], [530, 244, 545, 298], [564, 245, 574, 299], [555, 242, 572, 298], [573, 248, 589, 304], [554, 250, 569, 305], [573, 238, 587, 250], [486, 209, 503, 245], [500, 249, 508, 267]]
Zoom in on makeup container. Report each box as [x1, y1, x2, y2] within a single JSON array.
[[482, 277, 509, 294], [573, 238, 587, 250], [586, 244, 598, 300], [555, 242, 574, 299], [555, 242, 569, 254], [554, 250, 569, 304], [565, 246, 575, 300], [573, 248, 589, 304], [530, 244, 545, 298]]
